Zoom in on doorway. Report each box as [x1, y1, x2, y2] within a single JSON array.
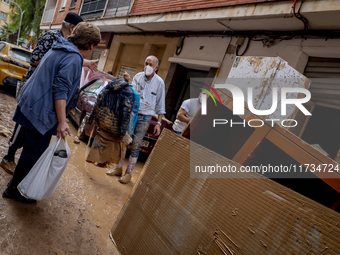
[[165, 64, 212, 122]]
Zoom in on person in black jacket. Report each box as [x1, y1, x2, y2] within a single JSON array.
[[86, 78, 135, 167]]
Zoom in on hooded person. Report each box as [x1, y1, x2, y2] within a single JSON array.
[[85, 78, 135, 168], [1, 12, 99, 175], [2, 22, 101, 204]]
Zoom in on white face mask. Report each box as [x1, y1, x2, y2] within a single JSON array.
[[144, 65, 154, 76]]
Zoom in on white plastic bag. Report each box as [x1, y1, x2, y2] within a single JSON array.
[[18, 137, 71, 200]]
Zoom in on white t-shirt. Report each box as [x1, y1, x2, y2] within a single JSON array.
[[172, 98, 200, 132]]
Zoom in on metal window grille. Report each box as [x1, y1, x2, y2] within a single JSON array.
[[118, 65, 136, 80], [80, 0, 106, 15], [70, 0, 77, 8], [0, 11, 7, 20], [91, 48, 102, 61], [105, 0, 131, 17]]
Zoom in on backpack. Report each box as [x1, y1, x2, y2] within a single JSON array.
[[126, 85, 140, 136], [89, 78, 134, 137]]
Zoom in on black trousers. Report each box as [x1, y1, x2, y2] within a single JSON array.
[[4, 74, 32, 162], [4, 123, 24, 162], [8, 126, 52, 189]]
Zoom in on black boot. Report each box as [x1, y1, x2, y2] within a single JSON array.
[[2, 187, 36, 204]]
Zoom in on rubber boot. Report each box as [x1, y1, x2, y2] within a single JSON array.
[[119, 156, 137, 184], [106, 157, 124, 176]]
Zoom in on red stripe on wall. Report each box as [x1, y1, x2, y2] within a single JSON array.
[[131, 0, 288, 16]]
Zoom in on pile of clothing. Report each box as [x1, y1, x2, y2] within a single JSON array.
[[86, 78, 139, 181]]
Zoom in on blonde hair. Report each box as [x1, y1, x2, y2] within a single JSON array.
[[68, 22, 101, 50]]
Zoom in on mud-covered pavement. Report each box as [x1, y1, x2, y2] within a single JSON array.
[[0, 88, 144, 254]]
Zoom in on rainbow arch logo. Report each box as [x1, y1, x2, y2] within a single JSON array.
[[192, 81, 223, 107]]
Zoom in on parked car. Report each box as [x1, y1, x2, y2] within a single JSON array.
[[0, 41, 31, 87], [68, 68, 173, 155]]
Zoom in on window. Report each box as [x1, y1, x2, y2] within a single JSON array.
[[95, 81, 107, 95], [2, 0, 9, 4], [91, 48, 102, 61], [9, 48, 31, 63], [83, 79, 105, 95], [0, 11, 7, 21], [105, 0, 131, 17], [60, 0, 67, 10], [0, 42, 6, 52], [80, 0, 106, 18], [118, 66, 136, 81], [70, 0, 76, 8]]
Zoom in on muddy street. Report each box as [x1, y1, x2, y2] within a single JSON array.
[[0, 88, 144, 255]]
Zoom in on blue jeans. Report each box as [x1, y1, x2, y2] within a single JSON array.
[[130, 114, 152, 158]]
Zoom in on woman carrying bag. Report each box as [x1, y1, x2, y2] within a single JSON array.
[[2, 23, 101, 204]]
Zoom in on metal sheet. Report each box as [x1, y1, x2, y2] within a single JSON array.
[[304, 58, 340, 109]]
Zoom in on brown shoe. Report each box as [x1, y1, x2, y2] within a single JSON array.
[[0, 158, 16, 175], [106, 167, 123, 176], [119, 173, 131, 184], [73, 136, 80, 144]]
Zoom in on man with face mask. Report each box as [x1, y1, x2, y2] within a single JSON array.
[[172, 92, 204, 135], [109, 55, 166, 184]]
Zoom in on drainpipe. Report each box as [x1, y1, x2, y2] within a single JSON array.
[[10, 1, 25, 46], [101, 0, 110, 18], [125, 0, 145, 33]]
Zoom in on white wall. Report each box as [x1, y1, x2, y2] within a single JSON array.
[[174, 37, 230, 63], [227, 38, 340, 77], [171, 36, 340, 80]]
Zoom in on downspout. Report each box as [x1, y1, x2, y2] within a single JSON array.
[[49, 0, 59, 30], [211, 36, 232, 87], [52, 0, 59, 21], [125, 0, 145, 33], [101, 0, 110, 18], [79, 0, 85, 18], [40, 0, 48, 26]]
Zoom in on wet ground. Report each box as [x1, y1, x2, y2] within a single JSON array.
[[0, 87, 145, 254]]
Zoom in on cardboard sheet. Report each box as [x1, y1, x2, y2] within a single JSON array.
[[110, 129, 340, 254]]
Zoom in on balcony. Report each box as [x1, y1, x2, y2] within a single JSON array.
[[41, 6, 56, 24]]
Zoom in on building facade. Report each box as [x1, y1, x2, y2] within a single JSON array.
[[0, 0, 9, 27], [40, 0, 115, 71]]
